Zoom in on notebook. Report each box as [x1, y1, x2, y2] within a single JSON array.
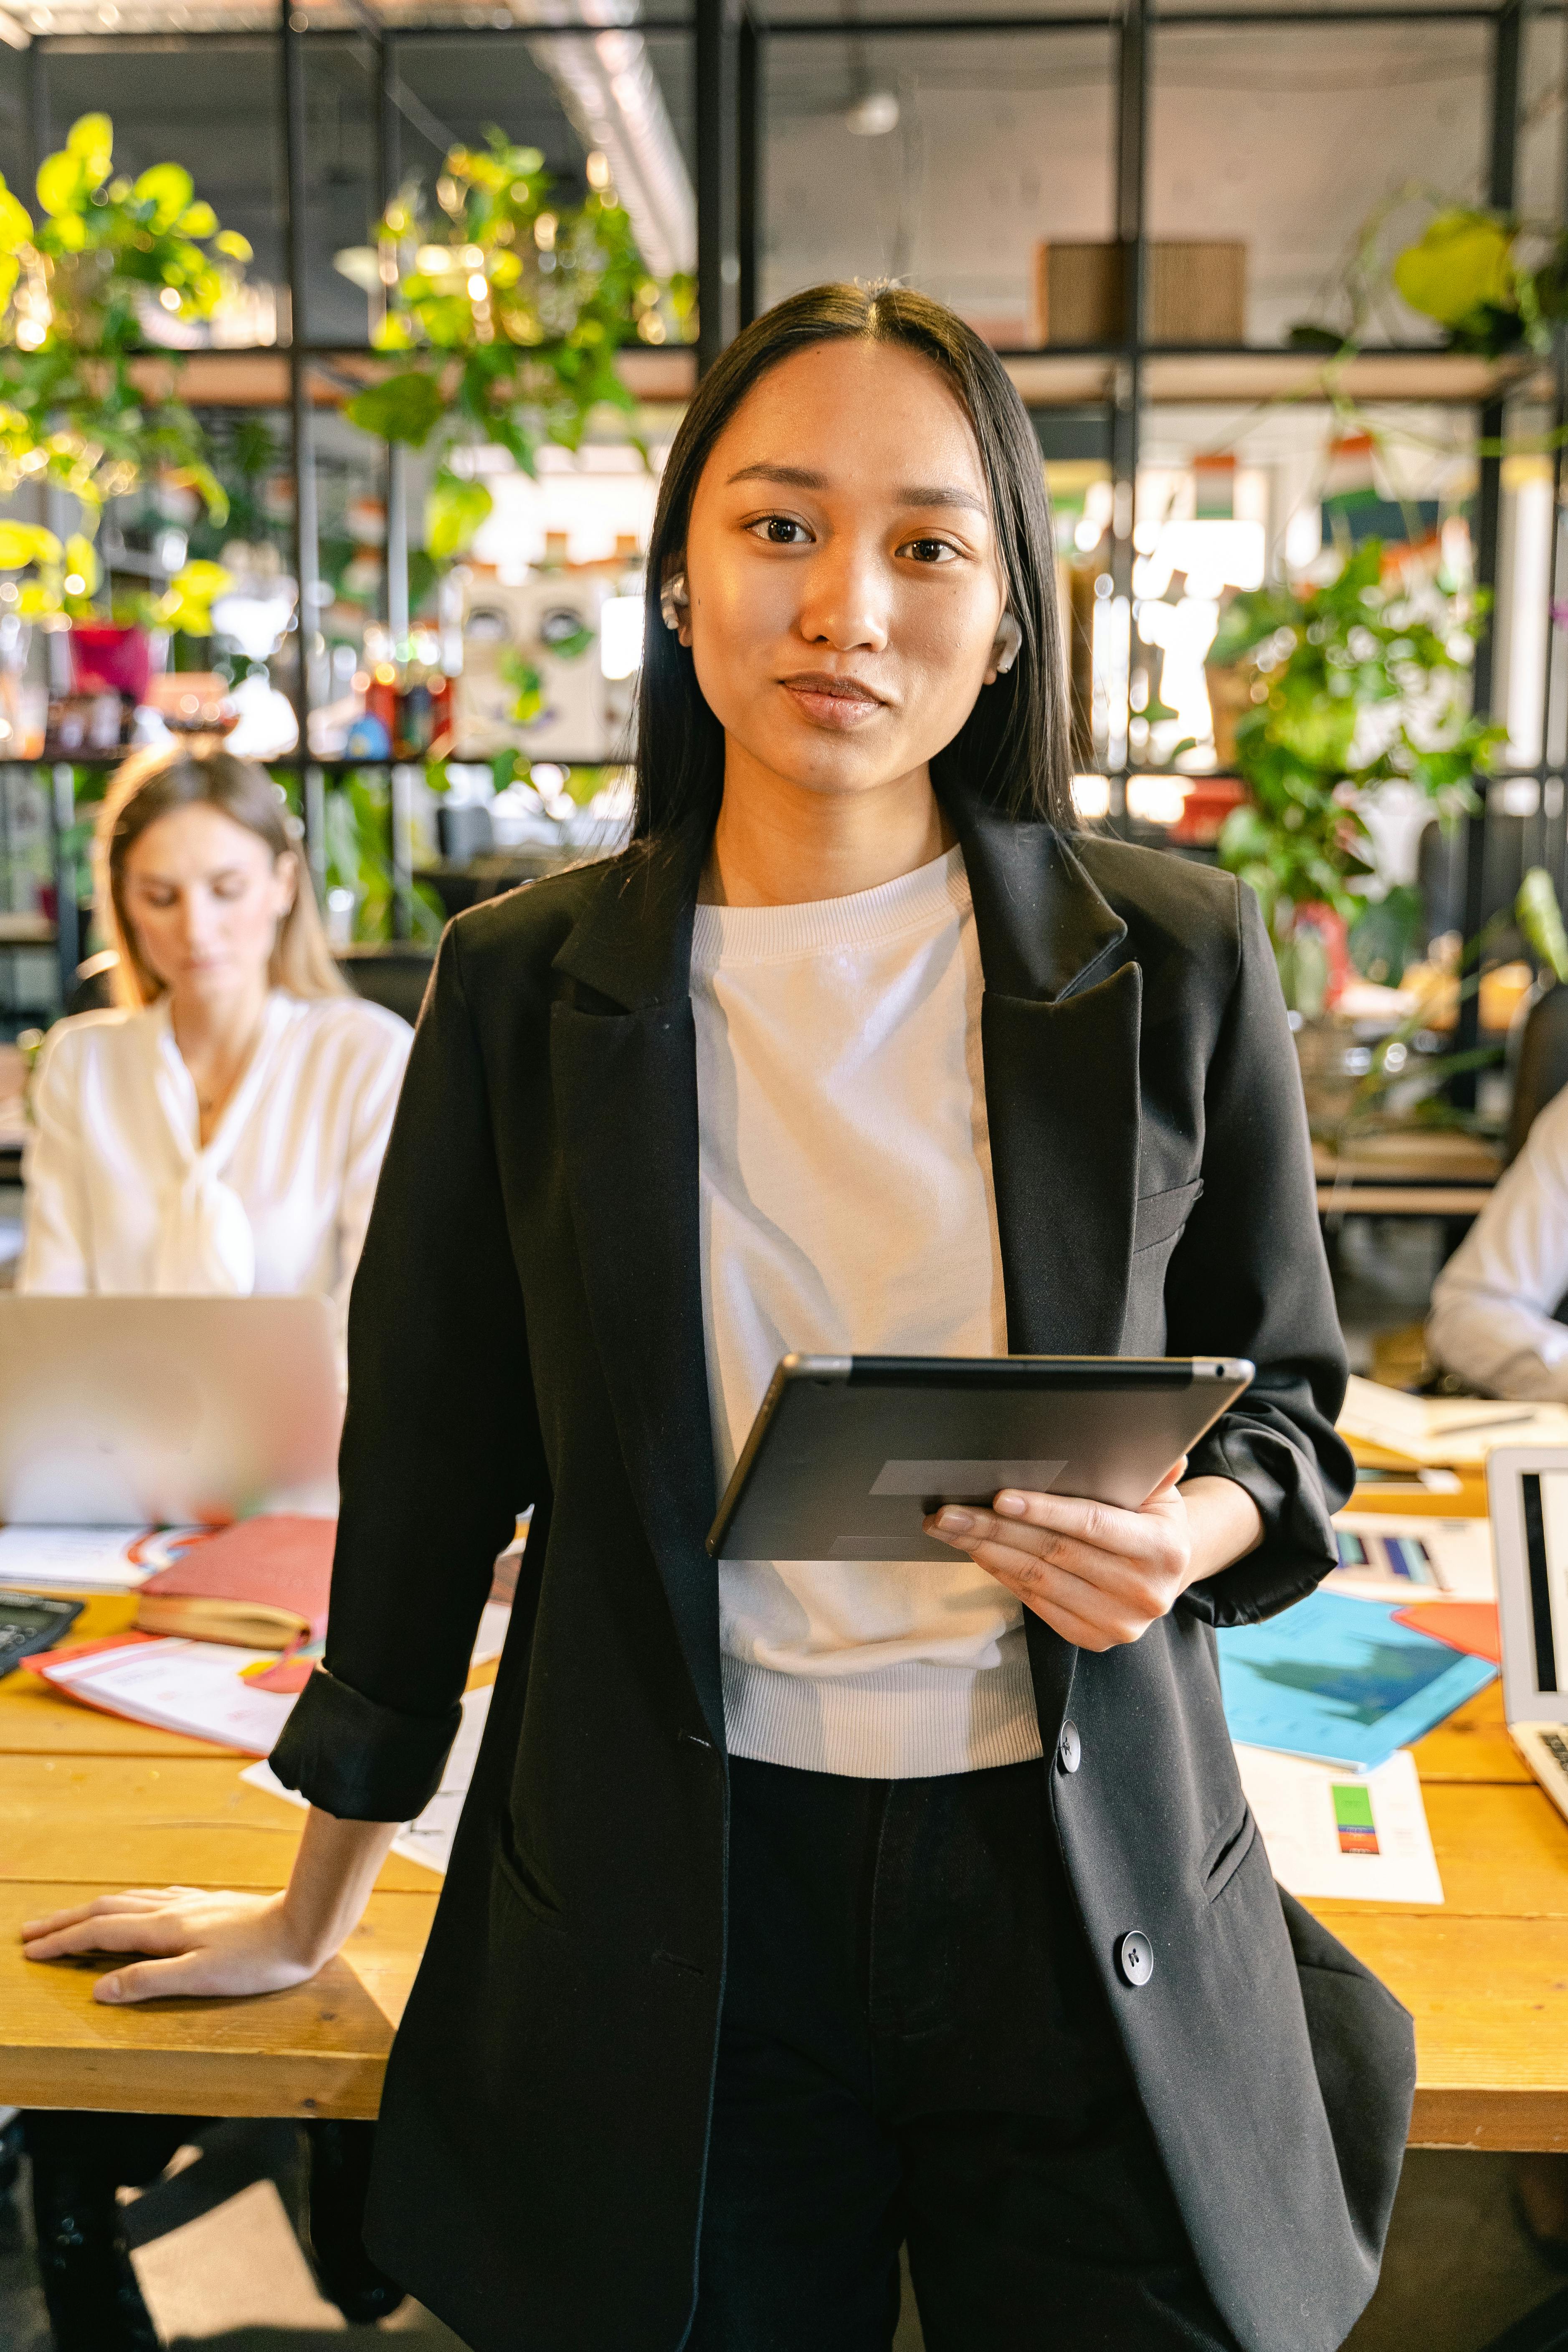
[[134, 1515, 335, 1651]]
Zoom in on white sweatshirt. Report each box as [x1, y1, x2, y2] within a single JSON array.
[[692, 846, 1044, 1779]]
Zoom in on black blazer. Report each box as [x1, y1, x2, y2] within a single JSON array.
[[273, 785, 1415, 2352]]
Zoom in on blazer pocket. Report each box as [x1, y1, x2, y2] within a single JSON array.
[[1201, 1805, 1258, 1903], [494, 1812, 567, 1933], [1132, 1178, 1203, 1256]]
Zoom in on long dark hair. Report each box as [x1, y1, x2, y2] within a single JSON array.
[[632, 281, 1072, 842]]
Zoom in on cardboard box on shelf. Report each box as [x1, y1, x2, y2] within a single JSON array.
[[1035, 241, 1246, 347]]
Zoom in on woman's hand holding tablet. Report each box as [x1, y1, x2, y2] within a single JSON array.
[[925, 1459, 1264, 1652]]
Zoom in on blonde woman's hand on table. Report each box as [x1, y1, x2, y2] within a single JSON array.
[[923, 1461, 1264, 1652], [20, 1808, 400, 2003]]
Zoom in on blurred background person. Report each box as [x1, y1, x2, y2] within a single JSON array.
[[1429, 1080, 1568, 1402], [19, 743, 412, 1353]]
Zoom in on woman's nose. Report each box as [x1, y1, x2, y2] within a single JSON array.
[[795, 542, 890, 655]]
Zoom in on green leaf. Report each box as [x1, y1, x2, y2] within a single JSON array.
[[0, 188, 30, 255], [0, 521, 59, 568], [345, 369, 446, 448], [424, 470, 492, 558], [64, 533, 98, 597], [1518, 868, 1568, 985], [214, 230, 252, 262], [133, 162, 194, 232], [177, 201, 217, 238], [1393, 211, 1516, 329], [35, 152, 84, 219], [66, 113, 113, 190]]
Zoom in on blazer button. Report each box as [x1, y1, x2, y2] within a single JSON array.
[[1117, 1930, 1154, 1988], [1057, 1720, 1082, 1774]]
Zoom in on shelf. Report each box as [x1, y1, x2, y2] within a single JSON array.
[[127, 345, 699, 410], [133, 342, 1549, 416], [1002, 345, 1553, 408], [0, 915, 56, 946]]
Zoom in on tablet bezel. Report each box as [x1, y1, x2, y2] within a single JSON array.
[[706, 1352, 1254, 1562]]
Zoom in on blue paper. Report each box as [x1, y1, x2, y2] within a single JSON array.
[[1215, 1590, 1497, 1771]]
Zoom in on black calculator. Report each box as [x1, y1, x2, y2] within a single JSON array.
[[0, 1593, 84, 1675]]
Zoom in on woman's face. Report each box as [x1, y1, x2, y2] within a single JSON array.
[[679, 337, 1009, 804], [121, 802, 296, 1005]]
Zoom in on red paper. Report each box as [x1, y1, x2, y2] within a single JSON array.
[[1391, 1600, 1502, 1665], [137, 1515, 336, 1642]]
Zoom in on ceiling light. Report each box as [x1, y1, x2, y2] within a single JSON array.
[[845, 90, 899, 137]]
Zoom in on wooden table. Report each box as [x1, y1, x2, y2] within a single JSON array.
[[1315, 1132, 1503, 1219], [2, 1554, 1566, 2149]]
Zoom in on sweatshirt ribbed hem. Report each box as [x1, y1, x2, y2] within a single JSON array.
[[692, 847, 969, 969], [721, 1650, 1044, 1779]]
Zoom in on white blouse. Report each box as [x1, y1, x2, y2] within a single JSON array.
[[19, 990, 413, 1339]]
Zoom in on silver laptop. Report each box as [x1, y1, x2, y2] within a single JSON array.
[[1485, 1445, 1568, 1826], [0, 1294, 342, 1524]]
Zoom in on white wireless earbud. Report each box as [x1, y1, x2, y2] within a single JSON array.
[[990, 612, 1023, 676], [660, 570, 689, 633]]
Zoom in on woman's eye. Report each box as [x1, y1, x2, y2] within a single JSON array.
[[213, 877, 246, 900], [899, 537, 959, 565], [750, 516, 811, 546]]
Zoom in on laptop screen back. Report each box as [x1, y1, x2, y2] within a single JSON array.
[[1487, 1447, 1568, 1726]]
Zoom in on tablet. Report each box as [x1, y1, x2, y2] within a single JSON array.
[[706, 1354, 1254, 1563]]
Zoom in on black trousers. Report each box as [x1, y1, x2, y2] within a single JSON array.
[[686, 1755, 1241, 2352]]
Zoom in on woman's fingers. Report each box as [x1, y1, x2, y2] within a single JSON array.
[[22, 1908, 196, 1962], [969, 1539, 1164, 1646], [95, 1951, 228, 2005], [21, 1892, 173, 1939]]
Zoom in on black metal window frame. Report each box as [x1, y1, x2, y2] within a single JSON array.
[[11, 0, 1564, 1021]]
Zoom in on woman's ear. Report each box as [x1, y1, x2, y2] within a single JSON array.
[[274, 847, 299, 917], [660, 562, 692, 647], [984, 612, 1023, 684]]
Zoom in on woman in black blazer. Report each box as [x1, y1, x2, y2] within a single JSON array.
[[25, 285, 1414, 2352]]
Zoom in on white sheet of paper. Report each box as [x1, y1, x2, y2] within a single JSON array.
[[1234, 1743, 1444, 1905], [0, 1525, 152, 1591], [243, 1682, 494, 1877], [1328, 1513, 1496, 1602], [43, 1638, 296, 1753], [1337, 1374, 1568, 1467], [470, 1601, 511, 1666]]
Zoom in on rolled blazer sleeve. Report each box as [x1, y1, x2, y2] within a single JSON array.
[[1165, 880, 1354, 1626], [269, 922, 547, 1821]]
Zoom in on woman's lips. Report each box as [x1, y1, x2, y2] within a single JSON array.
[[779, 673, 888, 729]]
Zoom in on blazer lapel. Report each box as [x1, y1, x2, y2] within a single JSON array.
[[943, 793, 1145, 1748], [549, 831, 725, 1746], [945, 791, 1142, 1356]]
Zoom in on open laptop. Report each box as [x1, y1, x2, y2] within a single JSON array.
[[0, 1294, 342, 1524], [1485, 1445, 1568, 1826]]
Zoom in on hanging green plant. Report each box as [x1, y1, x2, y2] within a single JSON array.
[[1209, 541, 1504, 1011], [1289, 184, 1568, 361], [0, 113, 247, 527], [344, 128, 692, 565]]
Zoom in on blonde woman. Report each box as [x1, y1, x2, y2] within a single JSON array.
[[20, 745, 412, 1327]]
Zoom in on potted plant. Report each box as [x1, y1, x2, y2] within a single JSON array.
[[1209, 539, 1502, 1020], [0, 112, 246, 524], [343, 129, 688, 569]]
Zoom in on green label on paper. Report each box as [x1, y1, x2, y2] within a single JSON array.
[[1331, 1783, 1375, 1831], [1331, 1780, 1380, 1855]]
